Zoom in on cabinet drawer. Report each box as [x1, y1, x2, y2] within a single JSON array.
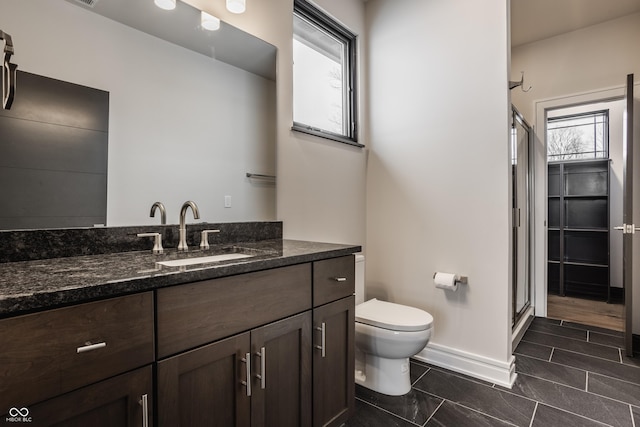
[[0, 292, 154, 409], [313, 256, 355, 307], [157, 263, 312, 358]]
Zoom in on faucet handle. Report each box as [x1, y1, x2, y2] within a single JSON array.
[[200, 229, 221, 250], [137, 232, 164, 254]]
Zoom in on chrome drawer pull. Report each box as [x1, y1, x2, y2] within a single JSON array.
[[240, 353, 251, 397], [139, 394, 149, 427], [333, 277, 347, 282], [76, 342, 107, 354], [255, 347, 266, 389], [315, 323, 326, 358]]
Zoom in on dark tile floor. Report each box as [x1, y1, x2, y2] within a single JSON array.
[[344, 317, 640, 427]]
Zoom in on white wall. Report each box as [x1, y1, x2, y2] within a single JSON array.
[[186, 0, 368, 247], [365, 0, 514, 385], [511, 12, 640, 123], [2, 0, 276, 226]]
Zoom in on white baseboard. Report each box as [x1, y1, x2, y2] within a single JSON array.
[[414, 342, 517, 389]]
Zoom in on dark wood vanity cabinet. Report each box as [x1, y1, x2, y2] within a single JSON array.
[[1, 254, 356, 426], [156, 264, 314, 427], [157, 256, 355, 426]]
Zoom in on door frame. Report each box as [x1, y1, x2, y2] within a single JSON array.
[[532, 85, 636, 319]]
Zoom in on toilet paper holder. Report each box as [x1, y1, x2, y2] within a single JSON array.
[[432, 272, 468, 285]]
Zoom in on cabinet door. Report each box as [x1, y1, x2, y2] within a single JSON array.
[[14, 365, 153, 427], [157, 333, 251, 427], [251, 311, 312, 427], [312, 296, 355, 427]]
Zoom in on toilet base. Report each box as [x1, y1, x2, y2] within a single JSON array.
[[355, 353, 412, 396]]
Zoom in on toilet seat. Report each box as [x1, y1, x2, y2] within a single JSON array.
[[355, 298, 433, 332]]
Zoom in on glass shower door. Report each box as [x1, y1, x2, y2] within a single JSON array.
[[512, 108, 532, 326]]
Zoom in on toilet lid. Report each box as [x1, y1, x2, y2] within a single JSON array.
[[355, 298, 433, 332]]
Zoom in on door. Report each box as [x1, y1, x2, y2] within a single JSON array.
[[157, 314, 313, 427], [618, 74, 638, 357], [157, 333, 252, 427], [512, 107, 532, 325], [251, 312, 312, 427], [313, 296, 355, 427], [25, 366, 152, 427]]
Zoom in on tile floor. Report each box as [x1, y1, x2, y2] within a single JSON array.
[[344, 317, 640, 427]]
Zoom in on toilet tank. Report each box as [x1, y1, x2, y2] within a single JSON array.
[[355, 254, 365, 305]]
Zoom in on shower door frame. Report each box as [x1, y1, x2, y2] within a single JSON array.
[[512, 106, 534, 327]]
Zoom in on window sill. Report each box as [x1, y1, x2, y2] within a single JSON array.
[[292, 124, 364, 148]]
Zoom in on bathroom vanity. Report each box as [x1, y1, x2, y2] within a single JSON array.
[[0, 224, 359, 426]]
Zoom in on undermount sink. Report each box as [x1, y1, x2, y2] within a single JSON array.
[[156, 253, 253, 267]]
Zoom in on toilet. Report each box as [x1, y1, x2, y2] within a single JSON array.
[[354, 255, 433, 396]]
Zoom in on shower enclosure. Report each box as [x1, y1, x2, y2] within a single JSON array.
[[512, 107, 533, 326]]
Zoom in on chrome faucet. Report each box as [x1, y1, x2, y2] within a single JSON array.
[[178, 201, 200, 251], [1, 30, 18, 110], [150, 201, 166, 225]]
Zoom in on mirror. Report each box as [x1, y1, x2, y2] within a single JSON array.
[[0, 0, 277, 229]]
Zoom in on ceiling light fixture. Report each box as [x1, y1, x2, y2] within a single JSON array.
[[154, 0, 176, 10], [201, 11, 221, 31], [226, 0, 246, 14]]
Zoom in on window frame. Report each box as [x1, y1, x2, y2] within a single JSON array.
[[292, 0, 361, 147], [546, 110, 609, 162]]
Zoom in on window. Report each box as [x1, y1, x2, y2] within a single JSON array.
[[292, 0, 359, 146], [547, 111, 609, 161]]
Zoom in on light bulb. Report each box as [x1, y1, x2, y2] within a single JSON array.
[[154, 0, 176, 10], [226, 0, 246, 14], [201, 11, 220, 31]]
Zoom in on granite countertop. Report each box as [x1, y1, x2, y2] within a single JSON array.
[[0, 239, 361, 317]]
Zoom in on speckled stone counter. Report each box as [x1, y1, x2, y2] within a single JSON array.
[[0, 221, 283, 263], [0, 239, 361, 318]]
